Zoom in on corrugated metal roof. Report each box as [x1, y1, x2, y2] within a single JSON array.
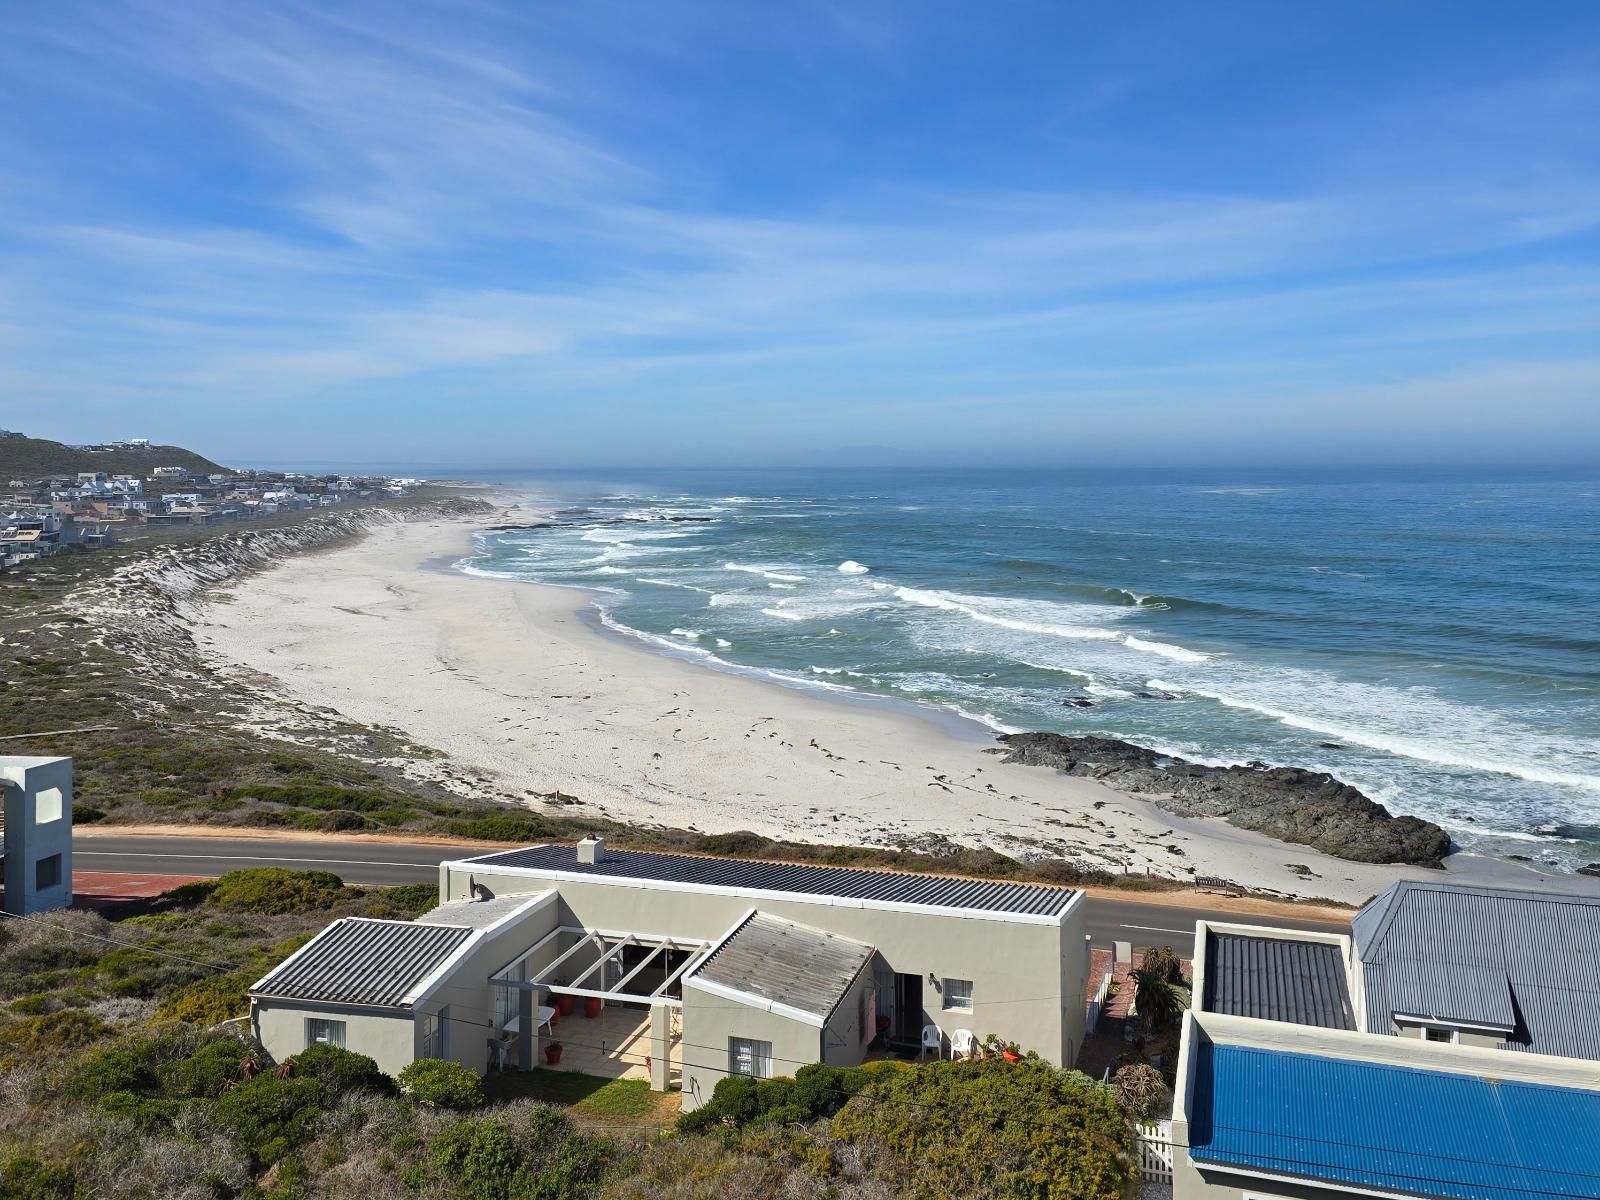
[[691, 912, 874, 1020], [252, 918, 473, 1007], [464, 844, 1074, 917], [1189, 1040, 1600, 1200], [1203, 932, 1355, 1030], [1354, 880, 1600, 1059]]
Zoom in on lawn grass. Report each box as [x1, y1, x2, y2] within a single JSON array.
[[485, 1069, 679, 1125]]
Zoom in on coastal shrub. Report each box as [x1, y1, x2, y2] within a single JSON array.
[[376, 882, 441, 916], [155, 971, 252, 1025], [163, 1036, 256, 1098], [830, 1059, 1136, 1200], [1112, 1063, 1171, 1120], [160, 879, 220, 907], [431, 1108, 614, 1200], [209, 867, 357, 914], [290, 1045, 391, 1096], [444, 812, 551, 843], [677, 1063, 871, 1134], [211, 1072, 330, 1164], [431, 1117, 521, 1200], [0, 1156, 74, 1200], [0, 1009, 113, 1065], [397, 1058, 483, 1109]]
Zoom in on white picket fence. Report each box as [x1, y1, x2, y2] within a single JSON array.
[[1135, 1119, 1175, 1183], [1086, 968, 1113, 1033]]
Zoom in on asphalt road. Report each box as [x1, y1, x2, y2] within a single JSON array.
[[74, 832, 1349, 955]]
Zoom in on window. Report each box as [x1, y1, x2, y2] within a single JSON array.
[[35, 787, 63, 824], [34, 854, 62, 891], [1425, 1026, 1458, 1044], [306, 1018, 346, 1049], [419, 1008, 449, 1059], [729, 1037, 772, 1079], [942, 978, 974, 1011]]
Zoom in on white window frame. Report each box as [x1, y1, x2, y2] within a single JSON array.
[[306, 1018, 347, 1049], [942, 977, 974, 1012], [1423, 1025, 1459, 1045], [729, 1037, 773, 1079]]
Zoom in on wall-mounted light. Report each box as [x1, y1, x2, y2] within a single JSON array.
[[928, 972, 940, 991]]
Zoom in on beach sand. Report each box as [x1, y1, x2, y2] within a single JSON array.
[[190, 511, 1569, 906]]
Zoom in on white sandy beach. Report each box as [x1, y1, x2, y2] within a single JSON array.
[[189, 510, 1571, 906]]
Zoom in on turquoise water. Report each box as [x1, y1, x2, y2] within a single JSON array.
[[458, 468, 1600, 871]]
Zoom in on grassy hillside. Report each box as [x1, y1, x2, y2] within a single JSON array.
[[0, 433, 230, 480]]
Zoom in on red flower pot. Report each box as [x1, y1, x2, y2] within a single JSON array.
[[556, 994, 576, 1017], [1001, 1050, 1021, 1063], [545, 1046, 563, 1065], [584, 997, 602, 1019]]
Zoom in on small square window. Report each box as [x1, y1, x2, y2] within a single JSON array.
[[35, 854, 62, 891], [729, 1037, 772, 1079], [307, 1018, 346, 1049], [1424, 1026, 1457, 1044], [35, 787, 63, 824], [942, 978, 974, 1011]]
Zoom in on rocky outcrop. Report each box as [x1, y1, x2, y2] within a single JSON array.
[[995, 732, 1452, 867]]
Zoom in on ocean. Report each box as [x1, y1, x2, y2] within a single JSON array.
[[456, 467, 1600, 872]]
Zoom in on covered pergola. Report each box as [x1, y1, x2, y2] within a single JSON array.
[[490, 926, 715, 1087]]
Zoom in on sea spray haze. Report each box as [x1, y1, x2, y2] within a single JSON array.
[[460, 467, 1600, 872]]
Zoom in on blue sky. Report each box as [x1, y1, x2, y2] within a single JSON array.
[[2, 1, 1598, 468]]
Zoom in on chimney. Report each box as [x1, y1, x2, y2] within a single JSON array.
[[577, 834, 605, 865]]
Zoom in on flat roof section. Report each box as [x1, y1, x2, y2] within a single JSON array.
[[252, 918, 473, 1008], [1188, 1040, 1600, 1200], [460, 844, 1074, 918], [690, 912, 874, 1021], [1203, 931, 1356, 1030]]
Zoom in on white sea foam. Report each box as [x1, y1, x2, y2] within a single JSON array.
[[715, 638, 732, 649], [636, 577, 715, 594], [1124, 636, 1211, 664], [724, 563, 808, 582], [837, 560, 870, 574], [588, 565, 631, 575], [768, 582, 796, 590], [670, 628, 704, 640], [760, 607, 806, 621]]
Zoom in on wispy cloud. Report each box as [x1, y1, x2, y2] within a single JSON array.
[[1, 1, 1597, 463]]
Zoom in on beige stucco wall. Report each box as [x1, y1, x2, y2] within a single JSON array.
[[253, 1001, 419, 1078], [679, 980, 823, 1111], [444, 864, 1087, 1069], [822, 961, 875, 1069]]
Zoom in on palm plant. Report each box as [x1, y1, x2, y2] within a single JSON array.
[[1130, 963, 1191, 1030]]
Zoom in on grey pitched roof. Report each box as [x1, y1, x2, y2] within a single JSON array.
[[252, 918, 473, 1008], [1353, 880, 1600, 1059], [463, 844, 1074, 917], [690, 912, 874, 1020], [1203, 932, 1355, 1030]]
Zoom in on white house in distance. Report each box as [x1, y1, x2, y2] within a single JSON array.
[[0, 756, 74, 915], [250, 835, 1089, 1108]]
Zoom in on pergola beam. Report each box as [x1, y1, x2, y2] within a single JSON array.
[[651, 943, 711, 997], [569, 933, 635, 990], [612, 940, 670, 994], [527, 931, 602, 987]]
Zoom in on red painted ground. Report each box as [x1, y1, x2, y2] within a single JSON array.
[[71, 870, 211, 907]]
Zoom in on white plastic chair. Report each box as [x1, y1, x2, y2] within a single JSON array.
[[951, 1028, 977, 1061], [920, 1023, 944, 1061]]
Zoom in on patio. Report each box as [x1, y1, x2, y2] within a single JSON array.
[[516, 1002, 683, 1086]]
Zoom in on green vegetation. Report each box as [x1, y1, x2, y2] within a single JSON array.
[[398, 1059, 485, 1109], [1111, 1063, 1172, 1120], [831, 1059, 1137, 1200], [0, 433, 229, 480], [210, 867, 359, 914], [677, 1062, 885, 1134], [490, 1072, 665, 1123]]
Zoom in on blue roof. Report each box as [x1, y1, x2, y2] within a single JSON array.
[[1189, 1041, 1600, 1200]]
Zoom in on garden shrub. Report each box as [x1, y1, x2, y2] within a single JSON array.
[[1111, 1063, 1171, 1120], [1140, 945, 1185, 985], [209, 868, 358, 915], [290, 1044, 392, 1095], [830, 1059, 1137, 1200], [397, 1058, 483, 1109], [211, 1072, 330, 1164], [677, 1064, 871, 1134], [376, 882, 441, 916], [162, 1036, 255, 1099]]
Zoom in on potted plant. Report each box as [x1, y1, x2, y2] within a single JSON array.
[[544, 1041, 563, 1066], [584, 996, 603, 1019], [1001, 1040, 1022, 1063], [553, 981, 576, 1017]]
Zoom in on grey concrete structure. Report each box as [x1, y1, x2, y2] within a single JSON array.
[[1, 756, 73, 915]]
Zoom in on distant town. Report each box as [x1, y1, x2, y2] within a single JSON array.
[[0, 429, 422, 570]]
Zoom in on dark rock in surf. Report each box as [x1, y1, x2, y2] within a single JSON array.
[[1318, 742, 1344, 750], [1061, 698, 1094, 708], [994, 732, 1452, 868], [1579, 863, 1600, 878]]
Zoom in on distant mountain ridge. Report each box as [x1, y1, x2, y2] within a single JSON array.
[[0, 433, 231, 481]]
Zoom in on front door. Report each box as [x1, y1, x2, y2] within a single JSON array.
[[894, 973, 923, 1044]]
